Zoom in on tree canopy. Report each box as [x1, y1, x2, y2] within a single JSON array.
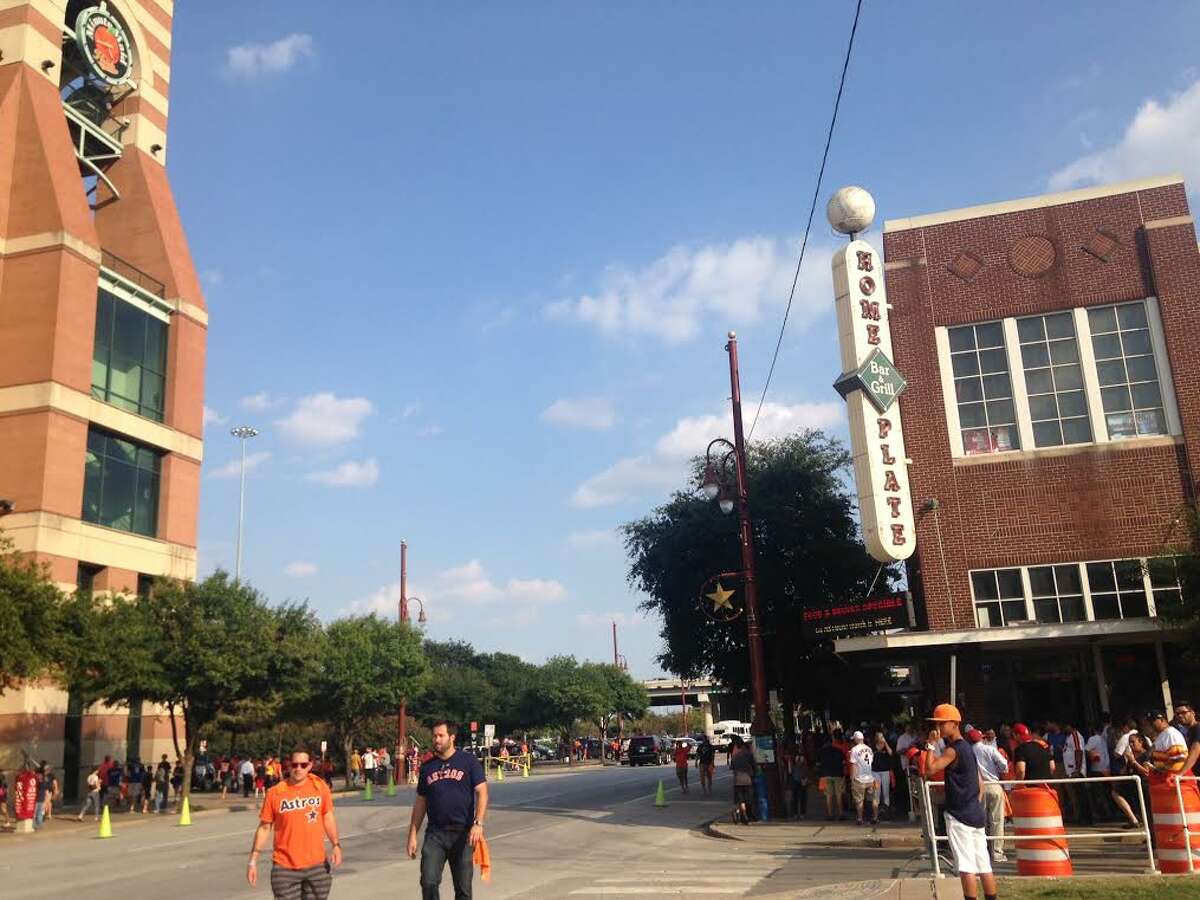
[[0, 538, 63, 694], [623, 431, 890, 725]]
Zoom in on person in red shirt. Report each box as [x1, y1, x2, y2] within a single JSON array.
[[247, 748, 342, 900], [673, 741, 691, 793]]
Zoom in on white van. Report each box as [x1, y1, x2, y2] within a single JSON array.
[[711, 720, 751, 750]]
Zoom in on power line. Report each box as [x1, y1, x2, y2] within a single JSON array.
[[748, 0, 864, 442]]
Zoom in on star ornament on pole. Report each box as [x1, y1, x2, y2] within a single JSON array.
[[700, 572, 745, 623]]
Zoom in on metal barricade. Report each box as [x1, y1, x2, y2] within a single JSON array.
[[1171, 774, 1200, 874], [919, 774, 1156, 878]]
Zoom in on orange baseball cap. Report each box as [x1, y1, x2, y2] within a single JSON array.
[[928, 703, 962, 723]]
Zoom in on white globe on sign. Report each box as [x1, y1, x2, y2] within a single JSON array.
[[826, 186, 876, 235]]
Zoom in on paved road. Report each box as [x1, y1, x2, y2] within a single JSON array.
[[11, 762, 1127, 898]]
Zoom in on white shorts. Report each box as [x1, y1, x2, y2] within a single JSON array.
[[945, 813, 992, 875]]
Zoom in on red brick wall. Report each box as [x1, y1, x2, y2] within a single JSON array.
[[883, 183, 1199, 631]]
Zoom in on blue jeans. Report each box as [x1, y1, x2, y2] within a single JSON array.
[[420, 828, 473, 900], [34, 800, 46, 829]]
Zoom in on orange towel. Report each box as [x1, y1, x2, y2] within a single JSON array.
[[472, 836, 491, 882]]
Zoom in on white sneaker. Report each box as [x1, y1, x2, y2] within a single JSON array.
[[992, 852, 1007, 862]]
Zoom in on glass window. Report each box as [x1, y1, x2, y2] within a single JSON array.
[[1029, 564, 1086, 623], [91, 288, 168, 422], [1017, 313, 1091, 447], [948, 323, 1020, 456], [82, 427, 161, 537], [972, 568, 1026, 628], [1087, 302, 1167, 440], [1147, 557, 1182, 617], [1085, 559, 1150, 620]]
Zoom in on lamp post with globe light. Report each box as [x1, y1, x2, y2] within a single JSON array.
[[698, 331, 784, 818]]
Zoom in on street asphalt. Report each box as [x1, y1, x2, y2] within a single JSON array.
[[9, 762, 1148, 898]]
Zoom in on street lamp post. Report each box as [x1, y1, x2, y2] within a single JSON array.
[[230, 426, 258, 581], [398, 540, 409, 783], [700, 331, 784, 818]]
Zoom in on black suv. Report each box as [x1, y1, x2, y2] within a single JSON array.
[[625, 735, 660, 766]]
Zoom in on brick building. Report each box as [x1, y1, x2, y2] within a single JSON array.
[[0, 1, 205, 797], [836, 174, 1198, 727]]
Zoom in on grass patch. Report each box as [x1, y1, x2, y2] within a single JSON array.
[[997, 875, 1200, 899]]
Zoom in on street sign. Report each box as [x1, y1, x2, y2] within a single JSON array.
[[484, 723, 495, 742], [320, 740, 327, 754], [470, 721, 478, 733]]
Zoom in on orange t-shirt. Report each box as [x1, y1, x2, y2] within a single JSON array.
[[260, 774, 333, 870]]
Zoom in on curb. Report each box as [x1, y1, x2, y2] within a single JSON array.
[[704, 819, 924, 849]]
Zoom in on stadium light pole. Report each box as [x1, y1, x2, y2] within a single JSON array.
[[230, 426, 258, 581]]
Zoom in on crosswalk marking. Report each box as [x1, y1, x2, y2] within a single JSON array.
[[569, 888, 746, 896]]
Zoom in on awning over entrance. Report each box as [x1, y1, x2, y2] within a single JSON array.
[[833, 618, 1166, 655]]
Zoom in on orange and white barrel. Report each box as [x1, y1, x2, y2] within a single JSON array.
[[1151, 778, 1200, 874], [1011, 786, 1072, 877]]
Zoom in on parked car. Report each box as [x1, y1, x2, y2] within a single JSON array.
[[625, 735, 661, 766]]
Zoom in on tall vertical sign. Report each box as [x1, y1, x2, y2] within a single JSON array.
[[832, 240, 915, 562]]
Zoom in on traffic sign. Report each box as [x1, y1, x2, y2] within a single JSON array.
[[484, 723, 495, 741]]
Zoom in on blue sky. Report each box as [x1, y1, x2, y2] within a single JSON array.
[[174, 2, 1200, 677]]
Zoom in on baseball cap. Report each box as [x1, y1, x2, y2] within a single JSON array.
[[851, 730, 864, 741], [1012, 723, 1031, 740], [1146, 710, 1167, 721], [966, 729, 983, 743], [928, 703, 961, 723]]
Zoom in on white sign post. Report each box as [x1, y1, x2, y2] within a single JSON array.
[[832, 231, 916, 563]]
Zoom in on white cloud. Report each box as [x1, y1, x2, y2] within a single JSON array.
[[200, 269, 224, 287], [284, 561, 318, 578], [226, 33, 314, 79], [240, 391, 276, 411], [655, 401, 843, 460], [567, 528, 619, 549], [203, 406, 226, 428], [576, 610, 650, 628], [207, 451, 271, 480], [276, 393, 373, 446], [305, 458, 380, 487], [546, 235, 830, 344], [349, 559, 567, 628], [572, 400, 843, 508], [402, 401, 422, 419], [572, 456, 681, 509], [417, 424, 443, 438], [1048, 79, 1200, 191], [541, 397, 617, 430]]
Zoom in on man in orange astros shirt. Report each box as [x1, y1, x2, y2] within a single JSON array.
[[247, 747, 342, 899]]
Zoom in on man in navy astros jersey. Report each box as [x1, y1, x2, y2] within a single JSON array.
[[407, 720, 488, 899]]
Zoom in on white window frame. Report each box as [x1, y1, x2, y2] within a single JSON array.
[[937, 297, 1181, 459], [967, 556, 1177, 629]]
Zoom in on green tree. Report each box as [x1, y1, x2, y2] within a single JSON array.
[[61, 572, 320, 799], [580, 662, 648, 740], [623, 431, 886, 734], [526, 656, 606, 758], [308, 614, 430, 788], [0, 537, 64, 694]]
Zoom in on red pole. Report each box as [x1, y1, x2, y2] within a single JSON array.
[[681, 682, 688, 738], [398, 540, 409, 782], [726, 332, 783, 818]]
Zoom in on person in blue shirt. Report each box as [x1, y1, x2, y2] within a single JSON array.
[[407, 721, 489, 899], [923, 704, 998, 900]]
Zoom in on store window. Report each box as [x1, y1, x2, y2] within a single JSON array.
[[82, 427, 161, 537], [971, 567, 1026, 628], [1087, 302, 1167, 439], [1086, 560, 1148, 620], [948, 321, 1020, 455], [92, 288, 168, 422], [1028, 564, 1086, 623], [971, 557, 1166, 629], [1016, 312, 1091, 447]]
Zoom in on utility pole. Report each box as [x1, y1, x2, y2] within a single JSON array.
[[397, 540, 409, 784], [612, 622, 624, 745], [725, 332, 783, 817], [680, 682, 688, 739]]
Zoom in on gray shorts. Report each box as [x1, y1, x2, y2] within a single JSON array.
[[270, 862, 332, 900]]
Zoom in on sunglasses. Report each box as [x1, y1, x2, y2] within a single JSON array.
[[292, 761, 312, 768]]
